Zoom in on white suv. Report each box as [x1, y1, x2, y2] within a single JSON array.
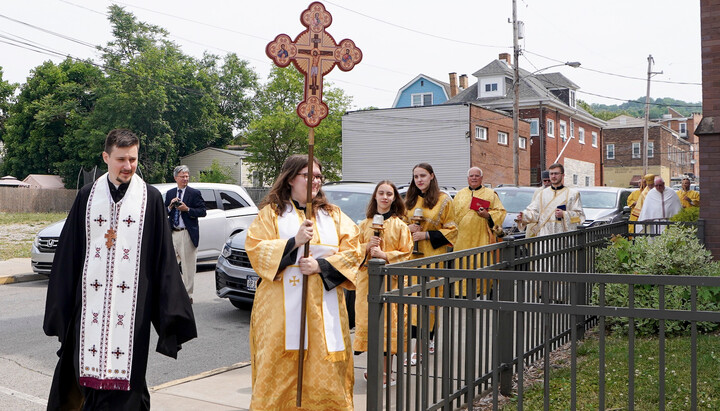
[[31, 182, 258, 275]]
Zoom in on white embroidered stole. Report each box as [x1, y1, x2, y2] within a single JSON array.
[[277, 203, 344, 354], [535, 188, 571, 231], [78, 173, 146, 391]]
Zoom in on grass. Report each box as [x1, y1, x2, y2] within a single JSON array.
[[504, 330, 720, 410], [0, 212, 67, 260]]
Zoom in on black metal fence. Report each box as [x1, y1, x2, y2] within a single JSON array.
[[365, 220, 719, 410]]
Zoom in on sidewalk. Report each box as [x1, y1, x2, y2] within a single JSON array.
[[0, 258, 374, 410], [150, 354, 371, 410], [0, 258, 45, 284]]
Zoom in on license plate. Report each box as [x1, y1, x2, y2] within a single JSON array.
[[246, 275, 259, 291]]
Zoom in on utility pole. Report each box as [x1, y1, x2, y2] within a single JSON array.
[[643, 55, 662, 176], [512, 0, 520, 186]]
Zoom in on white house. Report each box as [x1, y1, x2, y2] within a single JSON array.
[[180, 147, 255, 186]]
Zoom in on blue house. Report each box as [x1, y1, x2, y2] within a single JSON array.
[[392, 73, 463, 108]]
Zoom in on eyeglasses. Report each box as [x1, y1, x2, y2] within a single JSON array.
[[542, 179, 550, 183], [298, 172, 324, 183]]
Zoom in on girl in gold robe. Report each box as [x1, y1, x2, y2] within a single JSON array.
[[403, 163, 458, 365], [245, 155, 361, 410], [353, 180, 413, 386]]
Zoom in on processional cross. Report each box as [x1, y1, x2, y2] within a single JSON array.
[[266, 2, 361, 406]]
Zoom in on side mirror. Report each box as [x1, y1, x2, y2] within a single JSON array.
[[622, 206, 631, 213]]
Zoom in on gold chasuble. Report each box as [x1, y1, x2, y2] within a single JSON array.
[[403, 193, 457, 330], [630, 186, 650, 222], [245, 204, 361, 411], [677, 188, 700, 208], [353, 216, 413, 354], [452, 187, 507, 295]]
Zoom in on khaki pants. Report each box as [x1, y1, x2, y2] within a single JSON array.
[[172, 229, 198, 298]]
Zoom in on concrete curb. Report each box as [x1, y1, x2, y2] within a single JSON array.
[[151, 362, 251, 391], [0, 273, 46, 285]]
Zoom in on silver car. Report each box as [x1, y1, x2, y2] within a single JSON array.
[[31, 183, 258, 275]]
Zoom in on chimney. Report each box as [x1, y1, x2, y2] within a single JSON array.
[[459, 74, 468, 90], [449, 72, 458, 97], [499, 53, 512, 66]]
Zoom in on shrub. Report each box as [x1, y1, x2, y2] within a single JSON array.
[[593, 225, 720, 336], [670, 206, 699, 222], [197, 160, 235, 184]]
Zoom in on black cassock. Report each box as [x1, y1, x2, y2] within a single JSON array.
[[43, 179, 197, 410]]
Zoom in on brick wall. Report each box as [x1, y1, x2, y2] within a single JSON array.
[[469, 104, 531, 186], [697, 0, 720, 258]]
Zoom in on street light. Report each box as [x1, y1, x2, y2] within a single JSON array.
[[512, 61, 581, 186]]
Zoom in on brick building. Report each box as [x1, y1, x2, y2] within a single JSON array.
[[654, 108, 702, 180], [603, 115, 694, 187], [446, 54, 606, 186], [697, 0, 720, 258]]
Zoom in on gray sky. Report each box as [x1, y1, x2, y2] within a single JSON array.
[[0, 0, 703, 111]]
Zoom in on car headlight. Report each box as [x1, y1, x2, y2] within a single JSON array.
[[221, 242, 232, 258], [33, 235, 40, 248]]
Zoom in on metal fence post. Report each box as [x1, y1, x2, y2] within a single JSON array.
[[499, 238, 515, 395], [574, 226, 587, 339], [367, 258, 386, 411]]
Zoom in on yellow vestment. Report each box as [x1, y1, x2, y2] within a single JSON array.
[[677, 188, 700, 208], [452, 187, 506, 295], [403, 193, 457, 331], [630, 187, 650, 221], [245, 204, 361, 410], [353, 216, 413, 354]]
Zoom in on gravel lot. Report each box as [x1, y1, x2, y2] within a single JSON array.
[[0, 216, 65, 260]]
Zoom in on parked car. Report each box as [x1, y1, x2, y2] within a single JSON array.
[[215, 182, 379, 309], [576, 186, 633, 227], [494, 186, 537, 238], [31, 182, 258, 275]]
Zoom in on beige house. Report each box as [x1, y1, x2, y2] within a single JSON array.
[[180, 147, 255, 187], [23, 174, 65, 189]]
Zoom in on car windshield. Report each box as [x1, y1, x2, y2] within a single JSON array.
[[577, 190, 616, 209], [323, 190, 371, 224], [496, 190, 535, 213]]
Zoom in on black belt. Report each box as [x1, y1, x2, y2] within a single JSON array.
[[172, 227, 185, 231]]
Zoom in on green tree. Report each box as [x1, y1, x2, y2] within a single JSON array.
[[196, 159, 235, 184], [243, 66, 351, 185], [0, 68, 17, 145], [1, 59, 102, 181]]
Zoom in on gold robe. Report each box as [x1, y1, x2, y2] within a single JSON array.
[[630, 187, 650, 221], [520, 186, 585, 237], [403, 193, 457, 330], [353, 216, 413, 354], [245, 204, 361, 411], [452, 187, 507, 295], [677, 188, 700, 208], [626, 188, 642, 233]]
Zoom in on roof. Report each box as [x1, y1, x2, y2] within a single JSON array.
[[447, 59, 602, 126], [180, 147, 247, 159], [0, 176, 30, 187], [22, 174, 65, 189], [605, 115, 662, 128]]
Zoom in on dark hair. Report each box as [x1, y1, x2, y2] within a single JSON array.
[[365, 180, 406, 219], [405, 163, 441, 210], [104, 129, 139, 154], [548, 163, 564, 174], [259, 154, 332, 216]]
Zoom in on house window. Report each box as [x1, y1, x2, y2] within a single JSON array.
[[632, 142, 641, 159], [606, 143, 615, 159], [530, 119, 539, 136], [498, 131, 508, 145], [679, 122, 687, 137], [519, 137, 527, 149], [573, 174, 578, 185], [578, 127, 585, 144], [592, 131, 598, 147], [570, 120, 575, 138], [475, 126, 487, 141], [668, 144, 672, 160], [547, 119, 555, 138], [648, 142, 654, 158], [411, 93, 432, 107], [569, 90, 576, 108], [559, 120, 567, 142], [585, 176, 590, 186], [485, 83, 498, 92]]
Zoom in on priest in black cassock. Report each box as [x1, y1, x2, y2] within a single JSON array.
[[43, 129, 197, 410]]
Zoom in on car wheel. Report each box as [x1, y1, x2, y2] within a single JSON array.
[[230, 299, 253, 310]]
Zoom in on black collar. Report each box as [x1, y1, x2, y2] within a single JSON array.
[[551, 185, 565, 191], [468, 185, 483, 191], [291, 199, 306, 212], [381, 210, 393, 221], [107, 177, 130, 203]]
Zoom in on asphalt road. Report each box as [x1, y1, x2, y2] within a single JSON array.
[[0, 265, 252, 410]]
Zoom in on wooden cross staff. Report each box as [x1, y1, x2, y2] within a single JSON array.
[[266, 2, 362, 407]]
